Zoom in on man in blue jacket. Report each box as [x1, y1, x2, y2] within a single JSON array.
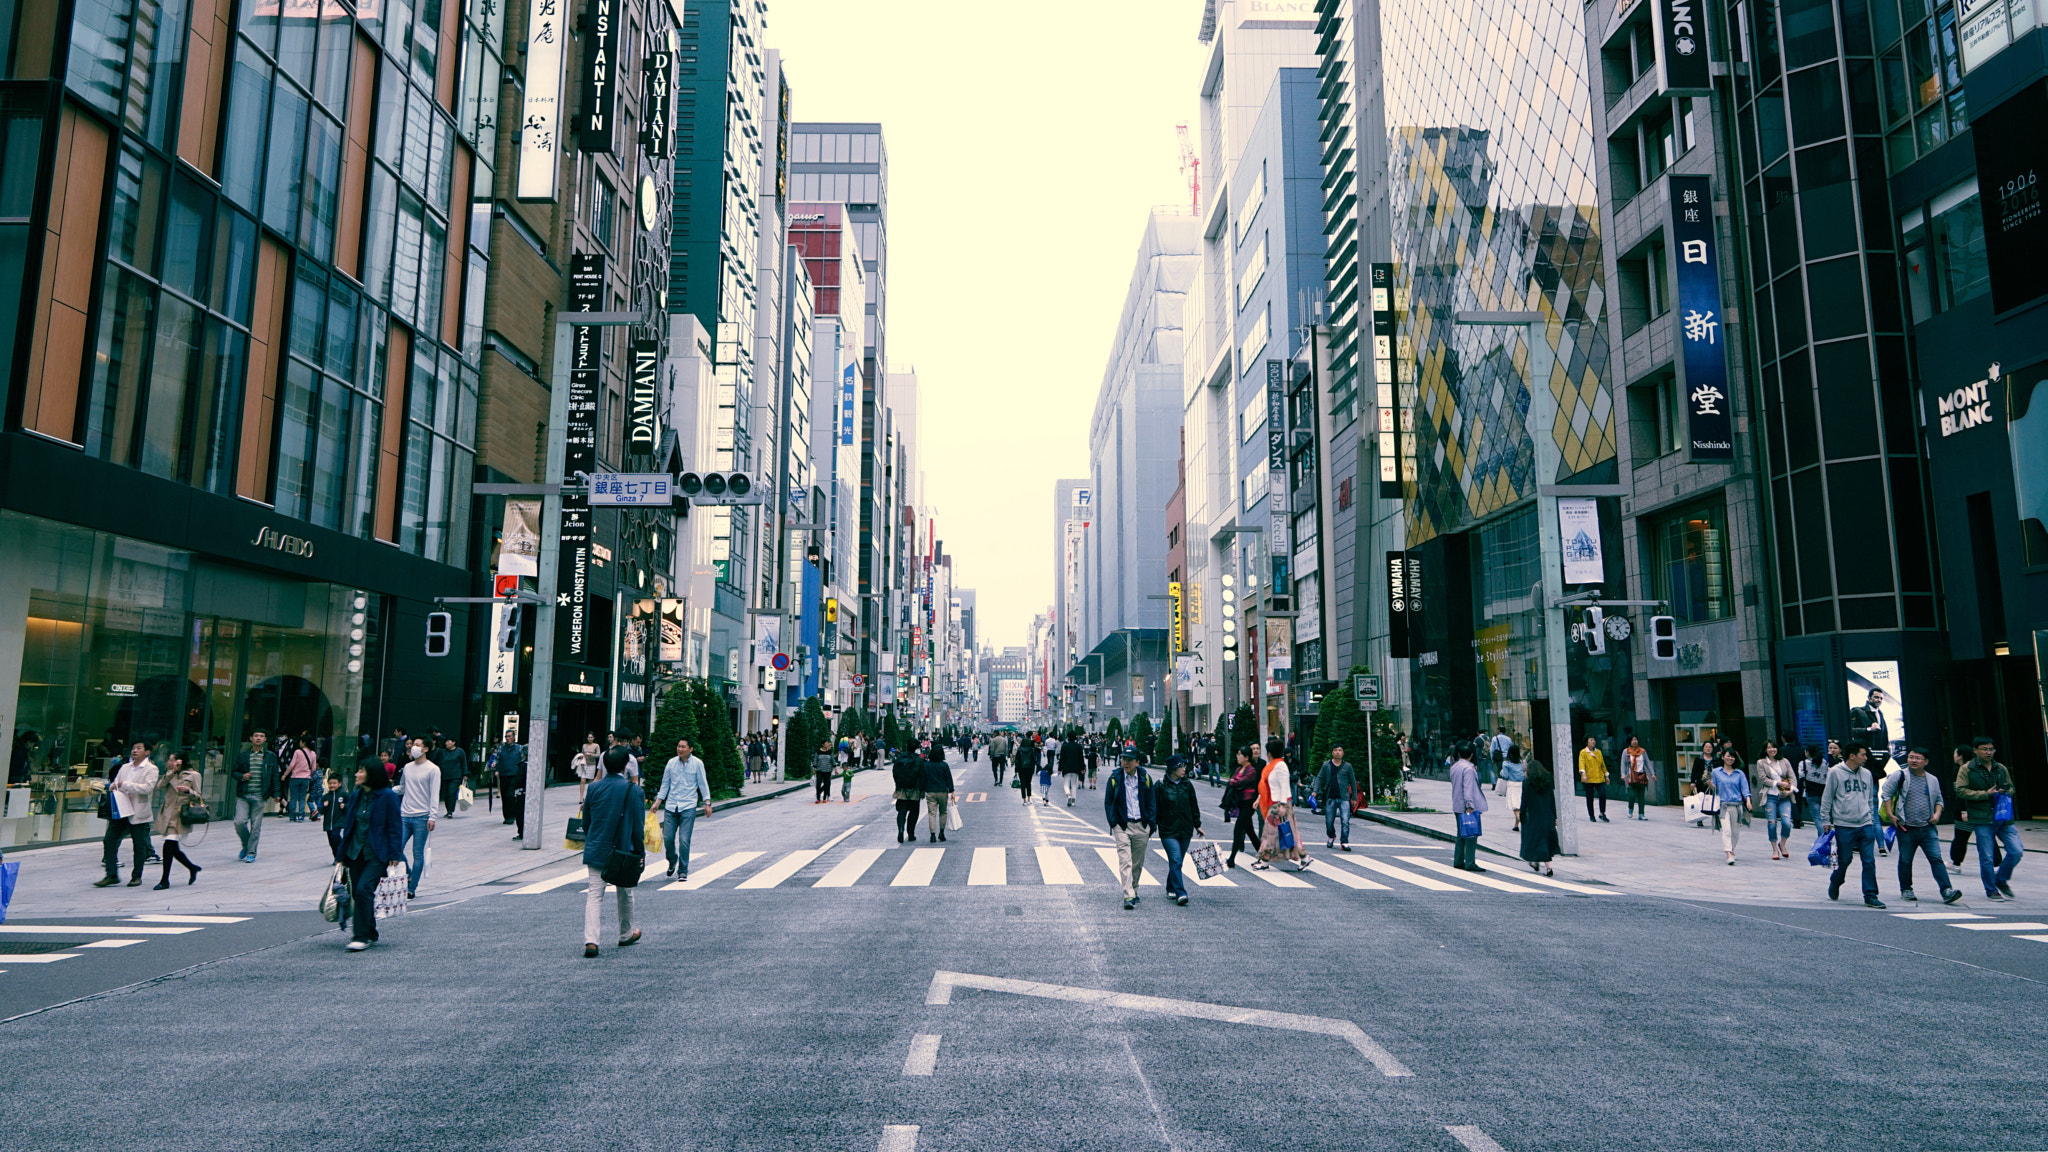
[[581, 747, 646, 957], [1103, 746, 1157, 910]]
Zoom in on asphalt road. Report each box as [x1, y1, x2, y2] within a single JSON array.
[[3, 752, 2044, 1151]]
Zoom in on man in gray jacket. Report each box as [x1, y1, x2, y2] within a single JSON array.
[[1317, 746, 1357, 851], [581, 746, 645, 957], [1820, 742, 1884, 908]]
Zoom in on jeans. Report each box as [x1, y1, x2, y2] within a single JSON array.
[[1764, 795, 1796, 842], [1160, 836, 1189, 899], [1585, 781, 1607, 819], [583, 866, 633, 945], [101, 816, 151, 878], [345, 857, 382, 943], [1974, 822, 2023, 894], [288, 777, 311, 820], [1453, 835, 1478, 869], [1830, 824, 1880, 900], [400, 814, 432, 893], [234, 794, 265, 857], [661, 808, 698, 874], [1113, 825, 1151, 898], [1895, 824, 1952, 894], [1323, 799, 1351, 845]]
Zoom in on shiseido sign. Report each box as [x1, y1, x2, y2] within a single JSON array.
[[1653, 0, 1712, 95], [250, 525, 315, 559]]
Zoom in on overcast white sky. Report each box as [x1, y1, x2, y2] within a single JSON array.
[[765, 1, 1213, 652]]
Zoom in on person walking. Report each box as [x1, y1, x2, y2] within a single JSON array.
[[1223, 746, 1260, 870], [1016, 737, 1039, 804], [1955, 736, 2021, 900], [812, 740, 835, 804], [580, 747, 645, 957], [1104, 746, 1156, 909], [1690, 741, 1720, 830], [437, 735, 469, 818], [839, 748, 857, 803], [1577, 736, 1610, 822], [94, 741, 159, 887], [1059, 735, 1086, 806], [1882, 747, 1962, 904], [921, 748, 955, 843], [1036, 734, 1054, 805], [395, 738, 439, 900], [892, 750, 924, 842], [1316, 745, 1356, 851], [1448, 742, 1488, 873], [1798, 745, 1830, 830], [1255, 739, 1310, 872], [1820, 742, 1885, 908], [1086, 738, 1100, 789], [988, 732, 1009, 785], [1488, 727, 1512, 792], [336, 757, 403, 952], [1711, 748, 1753, 865], [1754, 741, 1797, 859], [572, 733, 602, 800], [149, 751, 205, 888], [284, 740, 318, 822], [1519, 751, 1558, 876], [1499, 745, 1527, 831], [230, 729, 280, 863], [492, 738, 527, 840], [1154, 756, 1203, 906], [654, 737, 711, 879], [1621, 736, 1651, 820]]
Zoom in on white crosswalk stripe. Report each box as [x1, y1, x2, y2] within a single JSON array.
[[1093, 846, 1162, 887], [0, 917, 240, 971], [967, 847, 1006, 885], [1034, 846, 1086, 884], [1152, 847, 1237, 887], [1329, 854, 1469, 891], [664, 851, 762, 890], [1301, 859, 1389, 890], [1394, 856, 1545, 893], [892, 848, 945, 886], [736, 850, 825, 889], [815, 848, 887, 887], [1242, 862, 1316, 887]]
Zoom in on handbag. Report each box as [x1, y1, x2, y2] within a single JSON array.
[[1190, 842, 1223, 879], [1698, 792, 1721, 814], [456, 784, 474, 812], [374, 863, 408, 916], [181, 800, 212, 825], [1994, 793, 2015, 823], [1277, 818, 1297, 850], [319, 863, 348, 923], [0, 859, 19, 924], [1807, 829, 1837, 867], [1456, 811, 1483, 838], [601, 809, 645, 888], [947, 801, 963, 831]]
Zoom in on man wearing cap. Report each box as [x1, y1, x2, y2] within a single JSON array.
[[1103, 745, 1157, 910]]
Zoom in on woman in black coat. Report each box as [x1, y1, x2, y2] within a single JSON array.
[[1518, 748, 1559, 877], [1223, 746, 1261, 870], [891, 754, 923, 843]]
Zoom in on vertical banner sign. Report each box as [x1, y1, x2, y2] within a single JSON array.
[[1652, 0, 1712, 94], [640, 50, 672, 158], [840, 361, 857, 446], [516, 0, 565, 199], [1168, 581, 1185, 652], [628, 339, 659, 452], [1557, 497, 1606, 584], [1266, 359, 1290, 588], [1386, 550, 1412, 659], [659, 598, 685, 663], [1970, 81, 2048, 314], [487, 602, 517, 692], [576, 0, 618, 152], [1669, 175, 1733, 460], [558, 253, 606, 662], [1371, 263, 1402, 498]]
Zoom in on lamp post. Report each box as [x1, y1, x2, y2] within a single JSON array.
[[1453, 310, 1580, 857]]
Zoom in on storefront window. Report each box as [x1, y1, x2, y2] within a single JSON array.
[[1650, 500, 1732, 622], [1470, 508, 1545, 745], [1, 511, 372, 847]]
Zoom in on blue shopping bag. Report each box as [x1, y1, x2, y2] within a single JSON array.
[[1456, 812, 1483, 839], [0, 859, 18, 924], [1994, 794, 2015, 823], [1277, 819, 1297, 850], [1807, 829, 1836, 867]]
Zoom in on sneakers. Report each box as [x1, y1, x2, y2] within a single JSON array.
[[1999, 883, 2015, 899], [1174, 894, 1189, 906], [1828, 880, 1842, 901], [1340, 843, 1352, 852], [1943, 888, 1964, 904], [405, 890, 415, 900], [1901, 889, 1918, 902], [347, 940, 370, 952], [1865, 897, 1887, 909], [93, 874, 118, 887], [1986, 890, 2007, 901], [618, 929, 641, 947], [1122, 898, 1136, 910], [1598, 815, 1610, 823], [1327, 838, 1336, 849]]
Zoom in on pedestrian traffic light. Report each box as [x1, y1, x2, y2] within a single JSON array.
[[496, 604, 522, 652], [1650, 615, 1677, 660], [1220, 575, 1239, 662], [425, 611, 453, 657], [676, 471, 763, 505], [1582, 605, 1606, 655]]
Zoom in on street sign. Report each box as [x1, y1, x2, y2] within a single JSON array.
[[589, 473, 673, 505], [770, 652, 792, 672], [1354, 674, 1380, 705]]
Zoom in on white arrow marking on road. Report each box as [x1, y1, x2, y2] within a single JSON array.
[[815, 848, 886, 887], [1332, 854, 1468, 891], [923, 970, 1413, 1077], [736, 850, 825, 889], [0, 924, 204, 935], [877, 1125, 919, 1152], [901, 1033, 941, 1076], [666, 851, 762, 890], [891, 848, 944, 886], [1447, 1125, 1509, 1152], [967, 847, 1006, 885], [1396, 856, 1544, 893], [1033, 847, 1086, 885], [508, 867, 589, 894], [123, 914, 252, 924]]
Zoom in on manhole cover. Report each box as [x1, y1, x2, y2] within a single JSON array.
[[0, 941, 79, 955]]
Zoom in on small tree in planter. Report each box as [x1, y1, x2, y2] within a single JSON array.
[[1128, 713, 1155, 763]]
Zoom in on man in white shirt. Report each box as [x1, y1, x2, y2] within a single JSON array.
[[95, 742, 159, 887], [397, 738, 440, 899], [655, 738, 713, 879]]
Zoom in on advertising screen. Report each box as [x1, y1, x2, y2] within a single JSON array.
[[1845, 660, 1905, 764]]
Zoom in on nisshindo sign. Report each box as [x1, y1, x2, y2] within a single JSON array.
[[576, 0, 618, 152], [516, 0, 565, 200], [1670, 174, 1733, 461], [1653, 0, 1712, 95]]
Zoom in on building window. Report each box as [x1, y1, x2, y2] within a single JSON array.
[[1900, 177, 1988, 322], [1649, 500, 1733, 622], [1617, 237, 1670, 335], [1627, 372, 1683, 462]]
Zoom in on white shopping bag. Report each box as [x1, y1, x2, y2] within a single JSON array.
[[946, 798, 963, 831]]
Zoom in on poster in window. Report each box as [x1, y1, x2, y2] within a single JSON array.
[[2011, 361, 2048, 565], [1845, 661, 1904, 765]]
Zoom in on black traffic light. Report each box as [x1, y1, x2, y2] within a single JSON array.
[[677, 471, 762, 505], [497, 604, 522, 653], [425, 611, 453, 657], [1650, 615, 1677, 660], [1582, 605, 1606, 655]]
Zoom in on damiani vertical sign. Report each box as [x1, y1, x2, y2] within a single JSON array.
[[1669, 175, 1733, 461]]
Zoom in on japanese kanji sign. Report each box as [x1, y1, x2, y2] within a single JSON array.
[[1670, 174, 1733, 462], [588, 473, 673, 506], [516, 0, 564, 200]]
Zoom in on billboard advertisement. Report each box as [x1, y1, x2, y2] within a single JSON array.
[[1845, 660, 1904, 764]]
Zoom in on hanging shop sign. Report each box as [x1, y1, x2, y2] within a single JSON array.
[[628, 338, 659, 452], [516, 0, 565, 200], [1971, 80, 2048, 314], [576, 0, 619, 152], [557, 253, 605, 661], [1386, 550, 1420, 659], [1652, 0, 1712, 94], [1669, 174, 1733, 461], [640, 49, 673, 158]]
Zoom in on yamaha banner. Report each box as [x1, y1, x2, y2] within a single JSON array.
[[1669, 175, 1733, 461]]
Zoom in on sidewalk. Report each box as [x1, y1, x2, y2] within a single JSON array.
[[1356, 776, 2048, 910], [2, 777, 810, 919]]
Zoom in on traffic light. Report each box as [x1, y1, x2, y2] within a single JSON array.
[[425, 611, 453, 657], [677, 471, 762, 505], [1650, 615, 1677, 660], [825, 597, 838, 623], [1582, 605, 1606, 655], [496, 604, 522, 652], [1220, 575, 1239, 662]]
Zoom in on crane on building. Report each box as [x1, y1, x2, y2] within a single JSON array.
[[1176, 123, 1200, 216]]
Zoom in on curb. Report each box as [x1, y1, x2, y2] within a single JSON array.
[[709, 780, 810, 813], [1356, 806, 1516, 858]]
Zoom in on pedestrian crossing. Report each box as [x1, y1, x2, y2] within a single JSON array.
[[0, 914, 249, 974]]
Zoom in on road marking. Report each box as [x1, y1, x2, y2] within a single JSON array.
[[1893, 912, 1989, 920], [123, 914, 251, 924], [736, 850, 825, 889], [1242, 863, 1316, 888], [815, 848, 886, 887], [508, 867, 589, 894], [924, 970, 1412, 1077], [0, 924, 204, 935], [1447, 1125, 1508, 1152], [1033, 846, 1086, 885], [963, 793, 987, 802], [1949, 921, 2048, 931], [817, 825, 864, 852], [1396, 856, 1544, 893], [1333, 854, 1468, 891], [1093, 846, 1162, 886], [902, 1033, 942, 1076], [1154, 848, 1237, 887], [665, 851, 762, 890], [0, 953, 80, 963], [968, 847, 1006, 885], [1487, 869, 1615, 895], [2016, 935, 2048, 944], [1296, 858, 1386, 890], [877, 1125, 919, 1152], [77, 939, 145, 948], [891, 848, 945, 886]]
